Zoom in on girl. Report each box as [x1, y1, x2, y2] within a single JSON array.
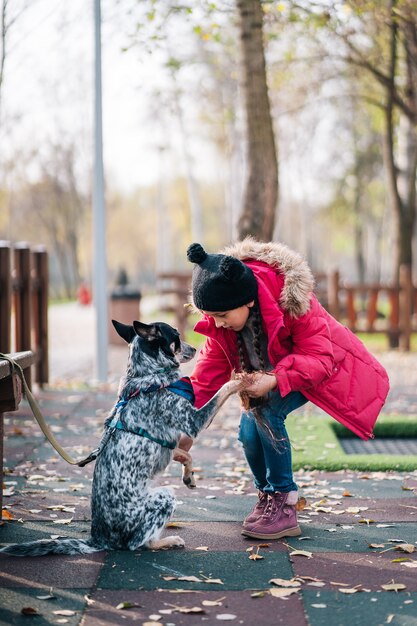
[[183, 239, 389, 540]]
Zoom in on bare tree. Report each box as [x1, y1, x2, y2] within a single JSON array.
[[236, 0, 278, 241], [287, 0, 417, 283]]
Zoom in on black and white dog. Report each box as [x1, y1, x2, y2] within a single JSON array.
[[0, 320, 245, 556]]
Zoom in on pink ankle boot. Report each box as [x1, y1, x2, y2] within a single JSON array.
[[243, 491, 268, 527], [241, 492, 301, 540]]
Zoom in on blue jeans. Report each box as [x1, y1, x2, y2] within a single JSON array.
[[238, 390, 307, 494]]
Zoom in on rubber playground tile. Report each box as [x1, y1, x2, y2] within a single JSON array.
[[97, 549, 294, 591], [84, 589, 309, 626], [0, 587, 89, 626], [173, 494, 256, 522], [160, 521, 288, 552], [302, 590, 417, 626], [291, 551, 417, 591], [299, 498, 417, 524], [287, 522, 417, 552], [0, 520, 91, 543], [0, 551, 104, 588], [299, 475, 413, 499], [4, 493, 91, 522]]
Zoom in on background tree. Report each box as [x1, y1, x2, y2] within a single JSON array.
[[237, 0, 278, 241], [286, 0, 417, 283]]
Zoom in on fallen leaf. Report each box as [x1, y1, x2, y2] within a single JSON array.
[[116, 601, 141, 610], [216, 614, 237, 620], [342, 490, 353, 497], [204, 578, 224, 585], [21, 607, 40, 615], [289, 549, 313, 559], [401, 562, 417, 568], [269, 578, 301, 588], [395, 544, 415, 554], [392, 558, 412, 563], [381, 583, 407, 592], [269, 588, 299, 598], [339, 587, 363, 594], [369, 543, 386, 549], [174, 606, 205, 614], [250, 591, 268, 598], [376, 524, 396, 528], [296, 497, 307, 511], [163, 575, 201, 583], [36, 594, 56, 600], [249, 553, 264, 561], [148, 614, 162, 620], [53, 610, 76, 616], [359, 518, 375, 525], [2, 509, 13, 520], [195, 546, 209, 551], [52, 518, 73, 525], [202, 598, 225, 606], [311, 603, 327, 608]]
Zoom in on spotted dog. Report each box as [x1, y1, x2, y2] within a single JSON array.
[[0, 320, 245, 556]]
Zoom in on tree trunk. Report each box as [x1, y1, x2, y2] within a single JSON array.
[[236, 0, 278, 242], [383, 5, 417, 285]]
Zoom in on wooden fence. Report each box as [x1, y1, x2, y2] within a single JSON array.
[[0, 241, 49, 386], [158, 267, 416, 350]]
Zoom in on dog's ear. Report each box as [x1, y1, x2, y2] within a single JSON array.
[[133, 320, 161, 342], [112, 319, 136, 344]]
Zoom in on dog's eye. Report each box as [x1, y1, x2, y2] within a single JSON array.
[[170, 341, 177, 354]]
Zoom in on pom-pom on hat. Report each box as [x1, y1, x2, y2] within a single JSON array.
[[187, 243, 258, 312]]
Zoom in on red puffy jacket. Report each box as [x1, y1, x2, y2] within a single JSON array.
[[190, 239, 389, 440]]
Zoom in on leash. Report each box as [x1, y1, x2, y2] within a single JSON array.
[[0, 353, 195, 468], [0, 353, 83, 466]]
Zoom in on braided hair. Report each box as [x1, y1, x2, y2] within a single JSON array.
[[236, 300, 285, 449], [236, 300, 265, 374]]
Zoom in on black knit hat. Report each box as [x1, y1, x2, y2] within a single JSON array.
[[187, 243, 258, 312]]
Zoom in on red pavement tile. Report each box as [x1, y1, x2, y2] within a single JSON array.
[[303, 497, 417, 523], [83, 589, 309, 626], [0, 552, 105, 588], [160, 521, 288, 552], [291, 551, 417, 591]]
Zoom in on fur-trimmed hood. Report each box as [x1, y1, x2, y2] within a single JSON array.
[[221, 237, 314, 318]]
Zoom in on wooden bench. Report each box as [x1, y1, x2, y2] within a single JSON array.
[[0, 351, 36, 513]]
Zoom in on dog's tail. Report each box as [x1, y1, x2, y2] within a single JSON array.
[[0, 537, 100, 557]]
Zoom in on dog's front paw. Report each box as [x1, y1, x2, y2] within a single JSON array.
[[183, 471, 196, 489]]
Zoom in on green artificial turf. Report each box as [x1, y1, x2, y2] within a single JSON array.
[[288, 412, 417, 471]]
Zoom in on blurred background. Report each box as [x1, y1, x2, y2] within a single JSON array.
[[1, 0, 416, 383]]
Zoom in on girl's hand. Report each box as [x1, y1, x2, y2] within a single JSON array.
[[242, 372, 277, 398]]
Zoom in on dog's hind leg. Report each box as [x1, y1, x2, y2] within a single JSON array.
[[128, 487, 185, 551]]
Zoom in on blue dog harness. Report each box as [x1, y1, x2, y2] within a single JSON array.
[[77, 376, 195, 466]]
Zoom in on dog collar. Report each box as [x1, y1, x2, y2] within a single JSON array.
[[114, 420, 176, 449]]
